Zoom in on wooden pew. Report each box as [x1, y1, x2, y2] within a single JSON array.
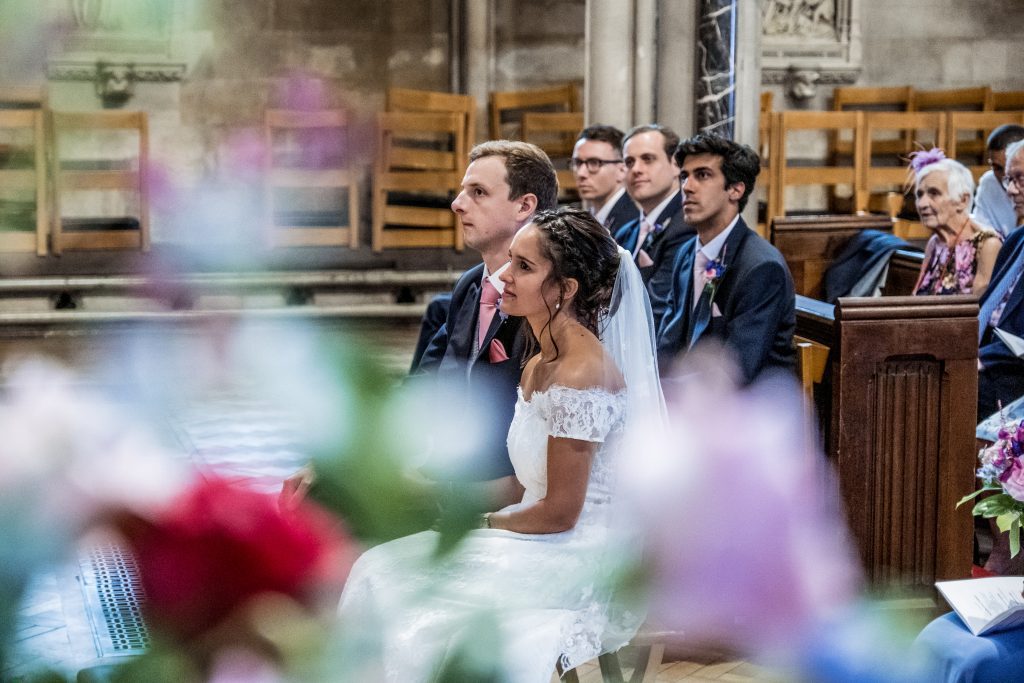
[[796, 293, 978, 591], [881, 249, 925, 296], [770, 214, 894, 299]]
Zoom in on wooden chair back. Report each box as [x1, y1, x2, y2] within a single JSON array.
[[760, 90, 774, 113], [831, 86, 913, 159], [49, 110, 149, 253], [386, 87, 476, 164], [756, 109, 778, 236], [264, 109, 359, 249], [488, 83, 580, 141], [947, 111, 1024, 180], [372, 110, 464, 251], [521, 110, 584, 199], [992, 91, 1024, 111], [0, 108, 48, 254], [911, 86, 993, 112], [857, 111, 946, 226], [768, 110, 865, 225]]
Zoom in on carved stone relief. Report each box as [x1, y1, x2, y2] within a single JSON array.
[[760, 0, 861, 94]]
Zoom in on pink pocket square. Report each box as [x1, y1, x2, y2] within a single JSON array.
[[712, 302, 723, 318], [488, 338, 509, 363]]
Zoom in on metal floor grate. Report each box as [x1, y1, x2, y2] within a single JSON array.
[[78, 543, 151, 657]]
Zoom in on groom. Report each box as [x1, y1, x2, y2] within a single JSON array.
[[656, 133, 795, 385], [414, 140, 559, 480]]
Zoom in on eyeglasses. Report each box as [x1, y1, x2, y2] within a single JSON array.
[[1001, 173, 1024, 191], [568, 157, 623, 173]]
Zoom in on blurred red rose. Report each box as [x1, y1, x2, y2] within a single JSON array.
[[114, 475, 352, 643]]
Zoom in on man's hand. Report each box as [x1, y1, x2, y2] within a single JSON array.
[[279, 466, 315, 512]]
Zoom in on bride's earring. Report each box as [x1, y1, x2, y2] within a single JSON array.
[[555, 301, 561, 310]]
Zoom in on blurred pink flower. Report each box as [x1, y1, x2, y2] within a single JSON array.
[[620, 363, 862, 657], [1001, 458, 1024, 502]]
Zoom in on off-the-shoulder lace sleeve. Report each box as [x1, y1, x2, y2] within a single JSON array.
[[544, 385, 625, 443]]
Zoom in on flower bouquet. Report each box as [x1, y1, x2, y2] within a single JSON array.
[[960, 419, 1024, 557]]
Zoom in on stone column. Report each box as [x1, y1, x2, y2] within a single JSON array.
[[695, 0, 736, 137], [584, 0, 635, 130], [632, 0, 657, 125], [463, 0, 494, 142], [733, 0, 761, 149], [656, 0, 698, 137]]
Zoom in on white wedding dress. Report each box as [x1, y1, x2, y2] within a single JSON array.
[[336, 384, 642, 682], [337, 247, 662, 682]]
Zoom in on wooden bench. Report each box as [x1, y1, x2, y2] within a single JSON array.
[[796, 293, 978, 592], [770, 214, 895, 299]]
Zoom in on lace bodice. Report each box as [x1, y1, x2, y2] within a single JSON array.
[[506, 385, 626, 527]]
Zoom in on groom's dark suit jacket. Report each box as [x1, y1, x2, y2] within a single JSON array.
[[978, 226, 1024, 419], [414, 262, 526, 481], [602, 191, 639, 235], [612, 190, 695, 324], [656, 217, 796, 385]]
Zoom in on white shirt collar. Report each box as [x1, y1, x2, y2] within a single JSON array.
[[696, 214, 740, 262], [484, 261, 509, 294], [642, 190, 678, 228], [593, 186, 627, 226]]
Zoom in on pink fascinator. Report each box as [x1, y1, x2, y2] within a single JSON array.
[[908, 147, 947, 174]]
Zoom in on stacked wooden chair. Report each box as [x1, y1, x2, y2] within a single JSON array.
[[371, 88, 476, 251], [0, 86, 48, 255], [263, 109, 359, 249]]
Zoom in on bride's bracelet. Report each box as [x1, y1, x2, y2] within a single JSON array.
[[479, 512, 493, 529]]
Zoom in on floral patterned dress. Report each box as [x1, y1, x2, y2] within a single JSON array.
[[914, 229, 1001, 295]]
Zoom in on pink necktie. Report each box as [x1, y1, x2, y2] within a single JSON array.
[[478, 279, 501, 349], [692, 249, 709, 310]]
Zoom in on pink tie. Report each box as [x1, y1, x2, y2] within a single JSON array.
[[478, 279, 501, 348], [692, 249, 709, 310]]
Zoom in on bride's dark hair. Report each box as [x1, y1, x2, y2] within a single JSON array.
[[525, 207, 620, 361]]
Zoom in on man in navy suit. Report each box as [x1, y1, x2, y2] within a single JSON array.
[[656, 133, 795, 385], [613, 124, 695, 323], [978, 139, 1024, 420], [571, 124, 635, 233], [414, 140, 558, 480]]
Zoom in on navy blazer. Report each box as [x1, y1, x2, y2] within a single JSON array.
[[414, 263, 526, 480], [602, 190, 639, 235], [979, 227, 1024, 372], [612, 191, 695, 324], [656, 217, 796, 385]]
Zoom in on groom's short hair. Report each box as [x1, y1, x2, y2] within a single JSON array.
[[469, 140, 558, 211]]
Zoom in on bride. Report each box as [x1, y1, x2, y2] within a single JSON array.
[[336, 207, 665, 682]]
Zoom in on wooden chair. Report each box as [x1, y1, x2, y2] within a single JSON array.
[[49, 110, 149, 253], [831, 86, 912, 158], [910, 86, 992, 113], [946, 111, 1024, 181], [263, 109, 359, 249], [386, 87, 476, 164], [371, 110, 464, 251], [760, 90, 774, 113], [0, 108, 48, 254], [992, 91, 1024, 111], [755, 108, 778, 237], [912, 87, 993, 160], [857, 111, 946, 240], [488, 83, 580, 141], [767, 111, 865, 225], [521, 110, 584, 199]]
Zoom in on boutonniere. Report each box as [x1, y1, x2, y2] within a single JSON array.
[[702, 245, 727, 301]]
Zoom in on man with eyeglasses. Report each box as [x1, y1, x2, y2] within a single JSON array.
[[977, 139, 1024, 421], [613, 124, 695, 323], [570, 125, 636, 233], [972, 124, 1024, 237]]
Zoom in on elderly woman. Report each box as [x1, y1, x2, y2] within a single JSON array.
[[911, 151, 1001, 296]]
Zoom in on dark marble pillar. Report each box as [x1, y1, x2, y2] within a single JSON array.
[[695, 0, 736, 138]]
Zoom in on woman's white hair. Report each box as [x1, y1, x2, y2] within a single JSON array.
[[915, 158, 976, 212]]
